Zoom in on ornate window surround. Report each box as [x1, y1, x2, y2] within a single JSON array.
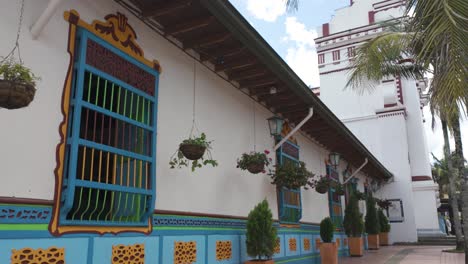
[[50, 10, 161, 235]]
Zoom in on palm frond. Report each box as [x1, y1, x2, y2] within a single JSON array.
[[285, 0, 299, 12], [346, 32, 424, 93], [407, 0, 468, 113]]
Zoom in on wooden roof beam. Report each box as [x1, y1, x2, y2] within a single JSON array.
[[274, 102, 306, 113], [165, 16, 215, 36], [228, 68, 267, 81], [184, 32, 231, 50], [200, 46, 245, 62], [240, 78, 277, 89], [142, 0, 193, 18], [215, 57, 257, 72]]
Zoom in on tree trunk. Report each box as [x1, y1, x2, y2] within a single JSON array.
[[451, 116, 467, 258], [442, 119, 464, 250]]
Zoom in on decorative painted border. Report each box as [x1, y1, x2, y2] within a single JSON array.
[[50, 10, 161, 236]]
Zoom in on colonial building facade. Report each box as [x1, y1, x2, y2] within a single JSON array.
[[315, 0, 442, 242], [0, 0, 397, 263]]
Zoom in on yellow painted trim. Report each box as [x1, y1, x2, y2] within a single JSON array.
[[50, 10, 155, 236], [64, 10, 162, 73]]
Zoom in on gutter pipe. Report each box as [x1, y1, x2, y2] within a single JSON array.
[[30, 0, 63, 39], [343, 158, 368, 184], [273, 108, 314, 151]]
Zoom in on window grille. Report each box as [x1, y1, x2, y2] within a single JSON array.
[[60, 29, 158, 226], [327, 165, 343, 228], [277, 140, 302, 224]]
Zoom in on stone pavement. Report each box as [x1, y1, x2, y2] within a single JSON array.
[[339, 245, 464, 264]]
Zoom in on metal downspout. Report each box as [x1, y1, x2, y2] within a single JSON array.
[[30, 0, 63, 39], [273, 108, 314, 151], [344, 158, 369, 184]]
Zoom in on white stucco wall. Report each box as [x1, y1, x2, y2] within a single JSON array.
[[0, 0, 348, 224]]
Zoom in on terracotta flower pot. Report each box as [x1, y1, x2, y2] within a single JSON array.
[[244, 260, 274, 264], [246, 162, 265, 174], [319, 242, 338, 264], [348, 237, 364, 257], [179, 144, 206, 160], [0, 80, 36, 109], [379, 232, 389, 246], [367, 234, 380, 250]]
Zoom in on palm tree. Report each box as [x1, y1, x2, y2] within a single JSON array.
[[343, 0, 467, 254], [441, 119, 464, 250], [286, 0, 467, 255]]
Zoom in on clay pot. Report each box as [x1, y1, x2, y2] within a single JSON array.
[[0, 80, 36, 109], [244, 260, 274, 264], [379, 232, 389, 246], [367, 234, 380, 250], [319, 242, 338, 264], [246, 162, 265, 174], [179, 144, 206, 160], [348, 237, 364, 257]]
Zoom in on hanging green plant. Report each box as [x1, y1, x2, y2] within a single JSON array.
[[334, 182, 345, 196], [269, 161, 315, 189], [169, 133, 218, 172], [237, 150, 272, 174], [376, 198, 392, 209], [0, 0, 39, 110], [353, 190, 367, 201], [315, 175, 331, 194], [0, 59, 38, 109]]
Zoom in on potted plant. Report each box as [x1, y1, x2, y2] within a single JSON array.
[[365, 195, 380, 250], [315, 175, 331, 194], [334, 182, 345, 196], [354, 190, 366, 201], [378, 209, 391, 246], [245, 199, 277, 264], [343, 194, 364, 257], [269, 161, 315, 189], [319, 217, 338, 264], [169, 133, 218, 171], [377, 199, 391, 210], [0, 59, 38, 109], [237, 150, 272, 174]]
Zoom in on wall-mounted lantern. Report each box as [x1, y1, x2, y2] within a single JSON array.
[[267, 116, 284, 138], [329, 152, 341, 169]]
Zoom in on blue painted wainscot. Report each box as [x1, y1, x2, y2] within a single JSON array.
[[0, 202, 354, 263]]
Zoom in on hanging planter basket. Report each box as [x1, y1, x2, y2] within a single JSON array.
[[179, 143, 206, 160], [316, 184, 329, 194], [0, 80, 36, 109], [246, 162, 265, 174]]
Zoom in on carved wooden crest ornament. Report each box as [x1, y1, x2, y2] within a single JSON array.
[[64, 10, 161, 72]]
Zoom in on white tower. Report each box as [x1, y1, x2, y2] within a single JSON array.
[[314, 0, 442, 242]]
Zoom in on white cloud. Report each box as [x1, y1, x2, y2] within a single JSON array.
[[246, 0, 286, 22], [283, 17, 320, 87]]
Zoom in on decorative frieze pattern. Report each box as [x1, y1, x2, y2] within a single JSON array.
[[11, 247, 65, 264], [112, 244, 145, 264]]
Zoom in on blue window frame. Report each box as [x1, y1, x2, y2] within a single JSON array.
[[59, 28, 159, 226], [277, 140, 302, 224], [327, 165, 343, 228]]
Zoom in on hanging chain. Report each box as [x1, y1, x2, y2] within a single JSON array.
[[1, 0, 25, 65], [189, 59, 199, 138], [253, 99, 256, 151]]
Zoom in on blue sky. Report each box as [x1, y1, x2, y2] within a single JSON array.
[[227, 0, 467, 161], [228, 0, 350, 88]]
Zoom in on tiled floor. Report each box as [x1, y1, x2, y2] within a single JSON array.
[[339, 246, 464, 264]]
